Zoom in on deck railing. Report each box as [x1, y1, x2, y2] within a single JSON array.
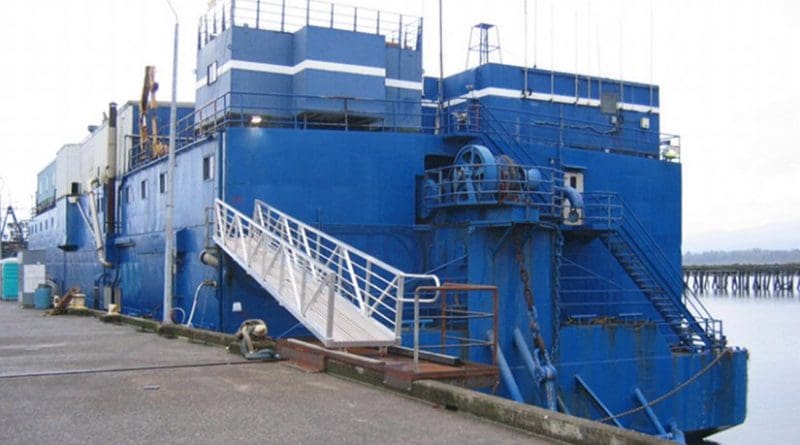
[[199, 0, 422, 50]]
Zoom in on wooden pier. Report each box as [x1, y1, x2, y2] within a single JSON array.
[[683, 263, 800, 294]]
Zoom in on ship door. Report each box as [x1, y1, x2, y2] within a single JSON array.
[[563, 170, 584, 226]]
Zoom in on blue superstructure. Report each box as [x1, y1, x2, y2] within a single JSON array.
[[28, 0, 746, 441]]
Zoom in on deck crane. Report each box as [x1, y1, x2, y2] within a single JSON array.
[[1, 206, 25, 243], [140, 66, 166, 158]]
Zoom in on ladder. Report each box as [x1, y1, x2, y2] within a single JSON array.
[[213, 199, 439, 348]]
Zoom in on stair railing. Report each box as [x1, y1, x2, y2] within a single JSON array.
[[251, 199, 439, 339], [583, 192, 723, 347]]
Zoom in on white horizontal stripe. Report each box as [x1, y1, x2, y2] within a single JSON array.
[[295, 59, 385, 77], [443, 86, 658, 114], [196, 59, 386, 88], [385, 78, 423, 91], [197, 58, 423, 91]]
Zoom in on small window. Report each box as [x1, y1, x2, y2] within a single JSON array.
[[203, 155, 214, 181], [44, 220, 48, 230], [207, 61, 218, 85], [124, 186, 132, 203], [140, 180, 148, 199], [159, 172, 167, 194]]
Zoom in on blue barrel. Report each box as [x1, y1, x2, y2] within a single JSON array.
[[34, 285, 52, 309]]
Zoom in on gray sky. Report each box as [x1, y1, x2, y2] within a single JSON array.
[[0, 0, 797, 251]]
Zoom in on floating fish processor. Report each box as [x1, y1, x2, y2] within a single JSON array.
[[26, 0, 746, 441]]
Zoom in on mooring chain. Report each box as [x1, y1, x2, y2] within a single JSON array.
[[550, 227, 565, 360], [513, 231, 548, 355]]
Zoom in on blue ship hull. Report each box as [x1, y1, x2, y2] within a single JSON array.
[[28, 1, 746, 440]]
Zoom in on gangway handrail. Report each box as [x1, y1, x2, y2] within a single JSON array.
[[251, 199, 440, 338]]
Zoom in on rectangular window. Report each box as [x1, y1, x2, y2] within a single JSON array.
[[124, 186, 132, 203], [159, 172, 167, 194], [207, 61, 218, 85], [203, 155, 214, 181], [140, 180, 147, 199]]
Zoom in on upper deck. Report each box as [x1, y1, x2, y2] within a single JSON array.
[[125, 0, 680, 171]]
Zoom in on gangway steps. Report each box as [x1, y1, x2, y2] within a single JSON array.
[[218, 235, 395, 346], [213, 199, 439, 348]]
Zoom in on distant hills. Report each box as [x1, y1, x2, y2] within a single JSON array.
[[683, 249, 800, 266]]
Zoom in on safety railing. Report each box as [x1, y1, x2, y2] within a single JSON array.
[[402, 284, 498, 371], [442, 100, 681, 163], [422, 162, 568, 218], [582, 191, 724, 348], [127, 90, 681, 171], [199, 0, 422, 51], [128, 91, 433, 170], [251, 199, 439, 340]]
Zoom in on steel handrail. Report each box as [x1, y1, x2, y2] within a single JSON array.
[[404, 284, 498, 372], [253, 199, 439, 338], [586, 191, 721, 345]]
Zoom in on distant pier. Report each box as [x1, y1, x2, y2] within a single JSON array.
[[683, 263, 800, 294]]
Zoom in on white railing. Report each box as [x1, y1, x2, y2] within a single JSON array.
[[200, 0, 422, 50], [214, 198, 438, 345]]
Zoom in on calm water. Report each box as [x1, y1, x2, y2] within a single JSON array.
[[699, 293, 800, 444]]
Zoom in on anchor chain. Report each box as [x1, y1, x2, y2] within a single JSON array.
[[550, 226, 564, 360], [513, 229, 548, 355]]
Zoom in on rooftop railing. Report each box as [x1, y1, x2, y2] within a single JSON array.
[[199, 0, 422, 50], [127, 91, 678, 171], [444, 100, 682, 163]]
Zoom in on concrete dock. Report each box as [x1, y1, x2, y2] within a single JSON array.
[[0, 301, 552, 445]]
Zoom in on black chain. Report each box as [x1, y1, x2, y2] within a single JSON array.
[[513, 229, 548, 354]]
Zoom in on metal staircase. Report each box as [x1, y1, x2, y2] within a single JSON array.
[[583, 193, 724, 351], [214, 198, 439, 348]]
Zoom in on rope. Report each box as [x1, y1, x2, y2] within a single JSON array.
[[597, 348, 731, 423]]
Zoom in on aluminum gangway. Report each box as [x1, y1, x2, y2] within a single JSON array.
[[214, 199, 439, 348]]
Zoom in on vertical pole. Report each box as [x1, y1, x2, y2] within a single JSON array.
[[440, 288, 447, 354], [549, 5, 554, 97], [256, 0, 260, 29], [523, 0, 529, 95], [281, 0, 286, 32], [436, 0, 444, 134], [163, 1, 179, 324], [414, 289, 420, 372], [231, 0, 236, 28], [395, 276, 405, 339]]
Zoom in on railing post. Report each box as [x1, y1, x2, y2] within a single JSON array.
[[395, 276, 405, 339], [230, 0, 236, 28], [255, 0, 260, 29], [327, 252, 342, 341], [281, 0, 286, 32], [306, 0, 310, 26], [413, 287, 420, 372]]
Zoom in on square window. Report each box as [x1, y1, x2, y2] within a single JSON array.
[[159, 172, 167, 194], [203, 155, 214, 181], [207, 61, 218, 85], [140, 180, 147, 199]]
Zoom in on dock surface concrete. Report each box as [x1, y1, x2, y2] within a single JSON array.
[[0, 301, 553, 444]]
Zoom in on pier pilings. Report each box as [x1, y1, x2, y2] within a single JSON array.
[[683, 263, 800, 295]]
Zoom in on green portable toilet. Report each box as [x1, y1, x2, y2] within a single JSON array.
[[2, 259, 20, 301]]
